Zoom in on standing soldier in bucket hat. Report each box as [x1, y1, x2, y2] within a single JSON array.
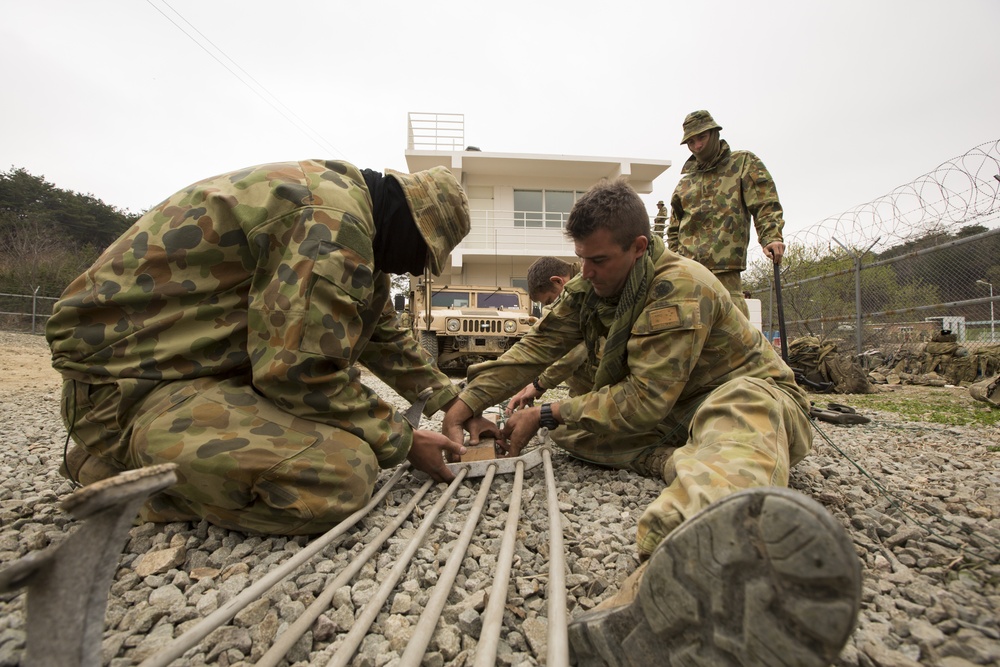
[[46, 159, 471, 534], [668, 110, 786, 317], [652, 199, 668, 239]]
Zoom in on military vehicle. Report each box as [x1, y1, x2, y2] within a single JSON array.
[[396, 279, 537, 370]]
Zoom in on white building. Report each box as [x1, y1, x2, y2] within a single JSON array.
[[403, 112, 672, 291]]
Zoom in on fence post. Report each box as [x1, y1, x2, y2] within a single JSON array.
[[832, 238, 880, 355], [31, 286, 40, 335]]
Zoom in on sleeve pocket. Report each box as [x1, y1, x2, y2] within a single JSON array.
[[300, 241, 374, 360]]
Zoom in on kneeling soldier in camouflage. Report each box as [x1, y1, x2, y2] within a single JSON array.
[[444, 177, 860, 666], [47, 160, 470, 534]]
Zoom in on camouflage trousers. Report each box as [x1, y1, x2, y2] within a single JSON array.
[[550, 376, 812, 556], [61, 375, 380, 535], [715, 270, 749, 319]]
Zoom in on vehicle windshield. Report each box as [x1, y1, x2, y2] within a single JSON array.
[[431, 291, 470, 308], [477, 292, 521, 309]]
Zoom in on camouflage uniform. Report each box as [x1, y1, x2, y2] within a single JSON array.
[[460, 239, 812, 555], [47, 159, 469, 534], [536, 342, 592, 397], [668, 139, 784, 317]]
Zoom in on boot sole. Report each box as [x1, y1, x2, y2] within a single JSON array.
[[568, 487, 861, 667]]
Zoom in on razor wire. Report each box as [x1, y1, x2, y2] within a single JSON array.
[[788, 139, 1000, 254]]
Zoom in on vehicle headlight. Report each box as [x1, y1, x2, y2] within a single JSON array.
[[504, 320, 517, 333], [447, 318, 461, 332]]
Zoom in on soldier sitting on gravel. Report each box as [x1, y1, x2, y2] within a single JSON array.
[[505, 256, 592, 412], [46, 160, 470, 535], [443, 177, 861, 666]]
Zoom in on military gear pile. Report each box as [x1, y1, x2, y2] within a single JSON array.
[[787, 337, 874, 394], [867, 341, 1000, 388]]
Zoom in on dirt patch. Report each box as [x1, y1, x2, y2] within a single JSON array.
[[0, 331, 61, 395]]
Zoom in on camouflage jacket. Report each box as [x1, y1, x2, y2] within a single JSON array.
[[47, 160, 458, 468], [461, 247, 806, 434], [537, 342, 592, 396], [652, 205, 668, 237], [668, 141, 784, 272]]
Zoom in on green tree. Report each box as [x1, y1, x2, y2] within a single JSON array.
[[0, 167, 137, 249]]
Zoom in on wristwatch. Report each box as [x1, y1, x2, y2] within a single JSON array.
[[539, 403, 559, 430]]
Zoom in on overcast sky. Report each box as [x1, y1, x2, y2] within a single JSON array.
[[3, 0, 998, 247]]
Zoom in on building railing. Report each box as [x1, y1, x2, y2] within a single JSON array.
[[407, 112, 465, 151], [459, 210, 576, 258], [459, 209, 662, 258]]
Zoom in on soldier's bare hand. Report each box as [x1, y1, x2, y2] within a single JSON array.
[[408, 429, 465, 482], [505, 383, 542, 415], [499, 407, 540, 458], [465, 415, 503, 446], [441, 399, 474, 449], [763, 241, 785, 265]]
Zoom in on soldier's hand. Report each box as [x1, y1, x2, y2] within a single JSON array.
[[441, 399, 474, 448], [505, 383, 543, 415], [408, 429, 465, 482], [464, 415, 503, 446], [499, 407, 540, 458], [763, 241, 785, 265], [441, 401, 505, 460]]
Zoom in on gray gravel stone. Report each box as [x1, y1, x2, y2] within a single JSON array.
[[0, 331, 998, 666]]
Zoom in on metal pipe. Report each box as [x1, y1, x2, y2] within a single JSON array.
[[399, 465, 497, 667], [543, 448, 569, 667], [254, 476, 435, 667], [139, 465, 411, 667], [323, 469, 470, 667], [473, 459, 525, 667]]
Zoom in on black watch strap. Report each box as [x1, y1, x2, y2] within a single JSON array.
[[539, 403, 559, 429]]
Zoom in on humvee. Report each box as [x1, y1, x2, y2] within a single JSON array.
[[396, 279, 538, 370]]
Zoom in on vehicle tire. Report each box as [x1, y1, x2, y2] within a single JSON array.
[[419, 331, 439, 365]]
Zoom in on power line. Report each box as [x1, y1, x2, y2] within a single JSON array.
[[145, 0, 347, 160]]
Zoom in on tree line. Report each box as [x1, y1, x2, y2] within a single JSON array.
[[0, 167, 138, 298]]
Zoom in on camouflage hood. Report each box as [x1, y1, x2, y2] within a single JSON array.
[[386, 167, 470, 276]]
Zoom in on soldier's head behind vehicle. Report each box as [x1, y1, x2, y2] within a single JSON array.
[[387, 167, 471, 276], [527, 256, 578, 305]]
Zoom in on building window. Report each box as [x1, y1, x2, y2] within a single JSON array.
[[514, 190, 581, 228]]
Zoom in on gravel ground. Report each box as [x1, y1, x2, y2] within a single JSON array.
[[0, 330, 998, 667]]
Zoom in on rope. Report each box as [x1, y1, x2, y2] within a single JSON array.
[[807, 408, 999, 563]]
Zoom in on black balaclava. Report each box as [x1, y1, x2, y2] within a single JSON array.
[[692, 128, 723, 168], [362, 169, 428, 275]]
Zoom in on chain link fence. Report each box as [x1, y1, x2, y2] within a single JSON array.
[[746, 139, 1000, 386], [755, 227, 999, 352], [0, 289, 56, 335]]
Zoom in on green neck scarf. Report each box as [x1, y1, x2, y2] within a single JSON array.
[[584, 235, 664, 389]]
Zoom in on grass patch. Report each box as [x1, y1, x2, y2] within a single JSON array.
[[830, 393, 1000, 428]]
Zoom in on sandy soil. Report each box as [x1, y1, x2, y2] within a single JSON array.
[[0, 331, 60, 394]]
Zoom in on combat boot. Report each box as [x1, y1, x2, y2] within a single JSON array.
[[568, 487, 862, 667], [61, 444, 122, 486], [630, 446, 676, 483]]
